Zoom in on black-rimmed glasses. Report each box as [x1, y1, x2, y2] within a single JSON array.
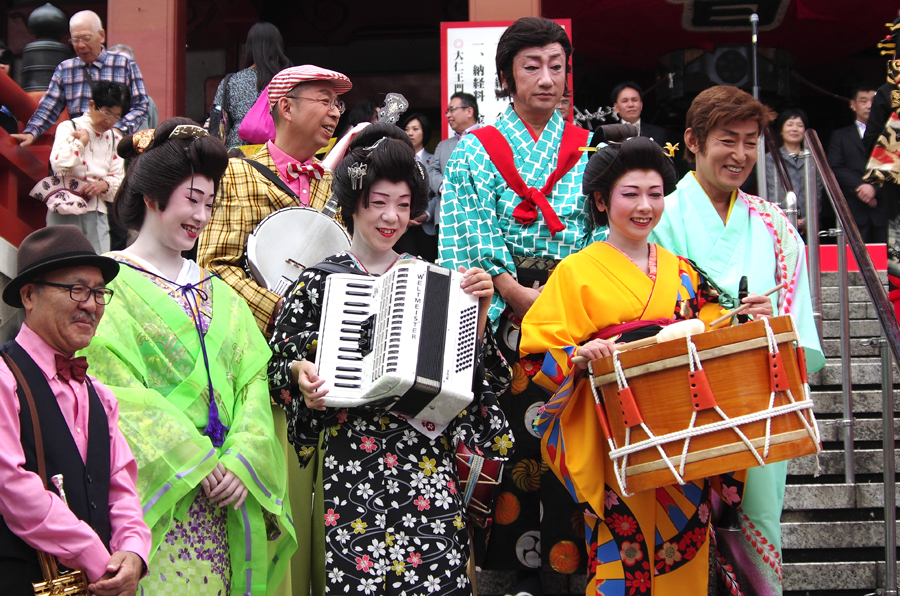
[[32, 281, 114, 305]]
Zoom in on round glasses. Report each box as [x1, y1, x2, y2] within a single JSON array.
[[98, 108, 121, 123], [69, 35, 95, 45], [285, 95, 346, 114]]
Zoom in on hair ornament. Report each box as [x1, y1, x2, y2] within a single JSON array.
[[348, 162, 368, 190], [361, 137, 387, 153], [415, 161, 426, 180], [132, 129, 154, 154], [169, 125, 209, 140], [663, 142, 680, 158], [579, 146, 599, 152]]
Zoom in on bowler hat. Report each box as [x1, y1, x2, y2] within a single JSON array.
[[2, 225, 119, 308]]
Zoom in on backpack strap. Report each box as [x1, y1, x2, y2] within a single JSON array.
[[243, 157, 301, 201]]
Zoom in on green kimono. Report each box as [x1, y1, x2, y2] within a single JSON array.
[[80, 258, 296, 595]]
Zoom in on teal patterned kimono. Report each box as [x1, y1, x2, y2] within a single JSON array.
[[438, 105, 599, 574], [651, 173, 825, 596], [438, 105, 603, 327]]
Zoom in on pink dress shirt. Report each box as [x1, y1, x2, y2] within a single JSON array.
[[0, 323, 151, 581], [267, 140, 315, 204]]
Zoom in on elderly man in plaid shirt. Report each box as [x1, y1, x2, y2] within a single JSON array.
[[12, 10, 148, 147]]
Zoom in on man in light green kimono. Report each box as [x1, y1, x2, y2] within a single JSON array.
[[651, 85, 825, 596]]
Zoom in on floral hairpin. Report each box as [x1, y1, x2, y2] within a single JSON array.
[[169, 125, 209, 140], [348, 162, 368, 190], [663, 142, 680, 158], [132, 129, 154, 154]]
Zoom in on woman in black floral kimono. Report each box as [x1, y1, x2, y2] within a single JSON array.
[[268, 124, 513, 596]]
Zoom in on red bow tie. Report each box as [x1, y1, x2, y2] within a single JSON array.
[[285, 162, 325, 180], [55, 354, 88, 383]]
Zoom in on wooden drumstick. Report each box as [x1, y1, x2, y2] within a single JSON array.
[[570, 319, 705, 364], [708, 283, 783, 328]]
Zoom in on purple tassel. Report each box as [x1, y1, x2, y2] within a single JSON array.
[[204, 394, 229, 447]]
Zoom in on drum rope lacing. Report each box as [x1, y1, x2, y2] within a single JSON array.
[[460, 452, 484, 508], [598, 316, 821, 497]]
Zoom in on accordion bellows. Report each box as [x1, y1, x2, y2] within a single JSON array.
[[316, 260, 479, 425]]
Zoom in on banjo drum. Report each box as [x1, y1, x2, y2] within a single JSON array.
[[246, 206, 351, 296]]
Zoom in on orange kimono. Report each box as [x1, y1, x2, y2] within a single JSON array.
[[523, 241, 743, 596]]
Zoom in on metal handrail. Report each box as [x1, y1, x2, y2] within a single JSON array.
[[763, 124, 802, 229], [805, 128, 898, 596], [805, 130, 900, 369]]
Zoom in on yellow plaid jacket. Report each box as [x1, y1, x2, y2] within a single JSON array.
[[198, 144, 334, 338]]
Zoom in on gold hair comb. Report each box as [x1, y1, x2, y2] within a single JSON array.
[[132, 129, 154, 154]]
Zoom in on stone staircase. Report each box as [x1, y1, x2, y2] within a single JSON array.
[[782, 270, 899, 596]]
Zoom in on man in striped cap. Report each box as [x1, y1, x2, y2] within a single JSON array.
[[199, 64, 352, 337], [197, 64, 351, 596]]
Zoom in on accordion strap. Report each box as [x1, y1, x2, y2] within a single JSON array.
[[307, 261, 371, 277]]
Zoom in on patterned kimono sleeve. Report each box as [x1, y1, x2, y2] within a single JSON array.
[[220, 294, 289, 515], [267, 266, 322, 404], [673, 257, 728, 326], [267, 266, 334, 467], [449, 333, 513, 462], [520, 257, 599, 395], [439, 138, 517, 281]]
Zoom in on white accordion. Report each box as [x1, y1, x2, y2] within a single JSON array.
[[315, 260, 479, 425]]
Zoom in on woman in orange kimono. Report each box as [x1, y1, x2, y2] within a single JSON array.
[[523, 129, 773, 595]]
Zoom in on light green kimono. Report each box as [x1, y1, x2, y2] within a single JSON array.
[[80, 262, 296, 596], [651, 172, 825, 595]]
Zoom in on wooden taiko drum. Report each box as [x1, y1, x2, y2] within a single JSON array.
[[589, 316, 821, 495]]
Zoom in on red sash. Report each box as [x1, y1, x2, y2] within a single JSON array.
[[470, 123, 589, 237]]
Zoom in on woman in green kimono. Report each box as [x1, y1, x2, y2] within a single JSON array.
[[79, 117, 296, 595]]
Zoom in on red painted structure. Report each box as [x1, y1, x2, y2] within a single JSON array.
[[0, 70, 61, 246]]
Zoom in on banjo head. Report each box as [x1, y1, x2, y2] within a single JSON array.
[[247, 206, 351, 295]]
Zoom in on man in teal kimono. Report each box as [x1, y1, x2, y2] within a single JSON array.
[[651, 85, 825, 596], [438, 16, 598, 592]]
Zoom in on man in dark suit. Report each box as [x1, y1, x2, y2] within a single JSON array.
[[426, 92, 480, 233], [612, 81, 667, 147], [828, 82, 885, 242]]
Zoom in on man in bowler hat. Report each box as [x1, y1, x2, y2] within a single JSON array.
[[0, 225, 150, 596]]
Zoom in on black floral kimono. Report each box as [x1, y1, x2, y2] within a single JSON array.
[[268, 252, 514, 596]]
